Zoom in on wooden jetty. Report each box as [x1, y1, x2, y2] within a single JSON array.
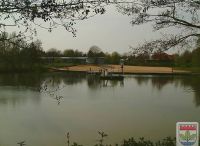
[[100, 70, 124, 80]]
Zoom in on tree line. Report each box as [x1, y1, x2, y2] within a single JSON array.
[[42, 43, 200, 68], [175, 46, 200, 68], [45, 45, 122, 65], [0, 32, 200, 72], [0, 35, 122, 72]]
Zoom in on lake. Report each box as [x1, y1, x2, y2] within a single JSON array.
[[0, 73, 200, 146]]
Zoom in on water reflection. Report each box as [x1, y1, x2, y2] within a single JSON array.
[[133, 75, 175, 90], [0, 73, 199, 106], [0, 73, 43, 88], [0, 73, 125, 106], [0, 73, 200, 146], [133, 75, 200, 107], [177, 76, 200, 107], [87, 75, 124, 89], [0, 88, 40, 107]]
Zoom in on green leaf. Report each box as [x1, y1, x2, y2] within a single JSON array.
[[189, 134, 196, 140], [179, 134, 186, 140]]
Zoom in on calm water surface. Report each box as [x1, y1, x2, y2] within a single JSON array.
[[0, 73, 200, 146]]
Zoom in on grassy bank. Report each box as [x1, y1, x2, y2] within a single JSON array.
[[174, 67, 200, 73]]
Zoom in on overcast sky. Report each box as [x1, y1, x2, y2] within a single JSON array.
[[8, 5, 183, 54], [28, 6, 165, 54]]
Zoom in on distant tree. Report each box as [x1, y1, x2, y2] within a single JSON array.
[[175, 50, 192, 67], [192, 47, 200, 67], [104, 53, 112, 64], [191, 38, 200, 67], [63, 49, 75, 57], [63, 49, 84, 57], [87, 45, 104, 57], [111, 51, 121, 64], [46, 48, 61, 57], [174, 37, 200, 67], [74, 50, 85, 57]]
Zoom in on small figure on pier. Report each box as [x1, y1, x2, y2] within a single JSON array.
[[120, 59, 124, 74]]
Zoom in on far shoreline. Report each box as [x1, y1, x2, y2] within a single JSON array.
[[49, 65, 198, 76]]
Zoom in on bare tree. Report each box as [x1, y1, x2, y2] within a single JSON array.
[[1, 0, 200, 53], [117, 0, 200, 53], [0, 0, 119, 37]]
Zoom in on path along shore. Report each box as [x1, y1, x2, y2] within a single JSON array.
[[50, 65, 192, 75]]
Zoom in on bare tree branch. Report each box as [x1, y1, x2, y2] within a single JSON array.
[[117, 0, 200, 52]]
